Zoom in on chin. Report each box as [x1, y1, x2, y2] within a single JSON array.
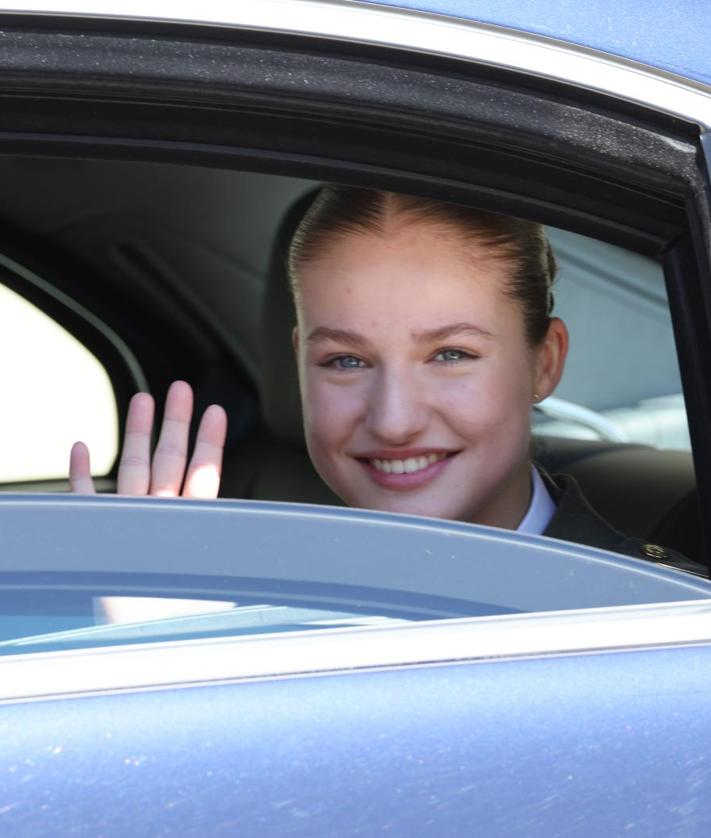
[[343, 487, 470, 523]]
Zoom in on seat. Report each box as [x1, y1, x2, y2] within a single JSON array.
[[220, 191, 339, 506]]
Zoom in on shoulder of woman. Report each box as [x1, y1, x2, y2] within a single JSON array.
[[614, 536, 707, 577], [538, 469, 708, 578]]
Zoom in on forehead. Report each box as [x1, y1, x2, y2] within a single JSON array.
[[295, 219, 513, 315]]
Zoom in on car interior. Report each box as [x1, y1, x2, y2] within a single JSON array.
[[0, 155, 703, 566]]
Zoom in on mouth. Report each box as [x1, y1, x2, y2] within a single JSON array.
[[355, 450, 458, 490], [370, 451, 448, 475]]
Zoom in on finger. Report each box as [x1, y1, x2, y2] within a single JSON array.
[[117, 392, 155, 495], [183, 404, 228, 499], [149, 380, 194, 497], [69, 441, 96, 494]]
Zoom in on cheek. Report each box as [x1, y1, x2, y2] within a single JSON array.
[[438, 360, 532, 437], [300, 374, 366, 454]]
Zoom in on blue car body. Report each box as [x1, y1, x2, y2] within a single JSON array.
[[4, 644, 711, 836], [1, 494, 711, 836], [0, 1, 710, 835], [365, 0, 711, 85]]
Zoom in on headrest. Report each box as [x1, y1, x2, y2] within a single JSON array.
[[259, 190, 318, 445]]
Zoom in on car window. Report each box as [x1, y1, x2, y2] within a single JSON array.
[[0, 164, 702, 648], [535, 228, 688, 450], [0, 497, 709, 657], [0, 282, 118, 482]]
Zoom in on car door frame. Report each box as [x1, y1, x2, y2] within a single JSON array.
[[0, 5, 710, 564]]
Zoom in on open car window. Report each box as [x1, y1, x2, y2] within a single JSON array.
[[0, 281, 118, 482], [536, 229, 688, 450], [0, 165, 704, 622]]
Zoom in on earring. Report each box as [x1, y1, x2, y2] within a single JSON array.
[[533, 392, 541, 403]]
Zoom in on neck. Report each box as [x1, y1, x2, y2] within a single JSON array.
[[470, 460, 533, 530]]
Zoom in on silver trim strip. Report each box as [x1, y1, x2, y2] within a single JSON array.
[[1, 0, 710, 128], [3, 599, 711, 702]]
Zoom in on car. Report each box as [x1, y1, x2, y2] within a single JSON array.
[[0, 0, 711, 834]]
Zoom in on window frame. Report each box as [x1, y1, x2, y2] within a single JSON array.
[[0, 236, 142, 489], [0, 17, 708, 560]]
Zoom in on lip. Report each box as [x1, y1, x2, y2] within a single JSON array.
[[354, 449, 459, 491]]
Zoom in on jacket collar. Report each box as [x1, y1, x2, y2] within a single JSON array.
[[538, 468, 627, 552]]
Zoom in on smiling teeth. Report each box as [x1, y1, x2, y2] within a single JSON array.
[[370, 452, 447, 474]]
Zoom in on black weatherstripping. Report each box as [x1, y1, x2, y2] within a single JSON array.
[[0, 27, 695, 249], [701, 132, 711, 186], [661, 132, 711, 568]]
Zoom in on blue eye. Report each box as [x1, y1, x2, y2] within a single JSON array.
[[328, 355, 366, 369], [433, 349, 474, 362]]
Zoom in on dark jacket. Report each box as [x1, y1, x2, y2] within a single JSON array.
[[541, 472, 707, 577]]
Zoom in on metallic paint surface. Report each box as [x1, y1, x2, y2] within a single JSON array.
[[2, 645, 711, 835], [363, 0, 711, 86]]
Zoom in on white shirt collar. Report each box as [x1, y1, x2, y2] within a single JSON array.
[[516, 465, 556, 536]]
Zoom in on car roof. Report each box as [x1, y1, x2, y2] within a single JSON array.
[[2, 1, 709, 132], [3, 0, 710, 88], [359, 0, 711, 86]]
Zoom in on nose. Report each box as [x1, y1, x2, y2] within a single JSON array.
[[364, 365, 429, 444]]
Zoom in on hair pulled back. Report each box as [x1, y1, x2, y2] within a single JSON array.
[[288, 186, 556, 346]]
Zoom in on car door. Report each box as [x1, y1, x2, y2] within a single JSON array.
[[1, 3, 711, 835]]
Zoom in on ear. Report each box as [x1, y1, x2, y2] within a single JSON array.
[[291, 325, 300, 355], [533, 317, 568, 400]]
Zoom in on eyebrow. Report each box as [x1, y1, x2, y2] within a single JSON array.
[[307, 327, 368, 347], [307, 322, 494, 346], [412, 322, 495, 342]]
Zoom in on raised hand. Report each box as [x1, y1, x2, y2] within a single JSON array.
[[70, 380, 227, 498]]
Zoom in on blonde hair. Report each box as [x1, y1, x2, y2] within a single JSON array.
[[289, 186, 556, 345]]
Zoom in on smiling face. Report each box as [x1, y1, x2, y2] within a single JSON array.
[[293, 217, 567, 529]]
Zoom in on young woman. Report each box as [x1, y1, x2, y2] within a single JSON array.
[[70, 186, 701, 572]]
